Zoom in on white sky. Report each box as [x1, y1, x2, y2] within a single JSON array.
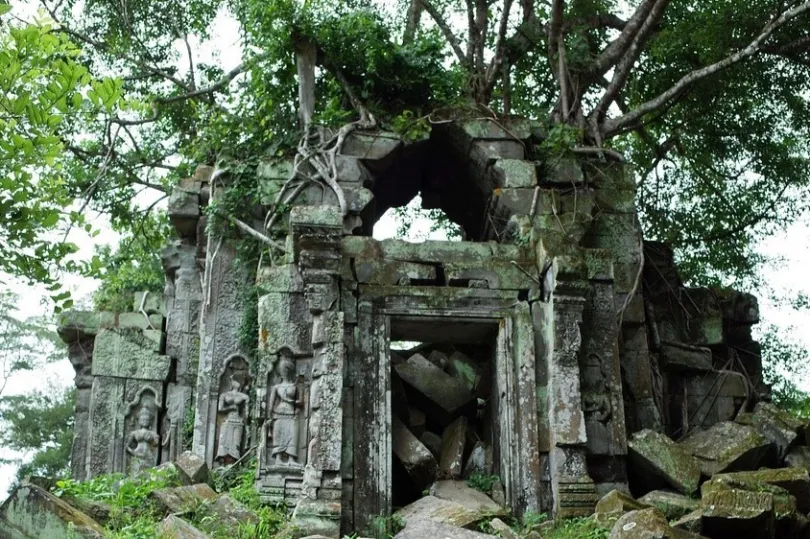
[[2, 0, 810, 495]]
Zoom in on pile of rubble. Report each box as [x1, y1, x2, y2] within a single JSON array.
[[599, 400, 810, 538], [390, 344, 496, 505]]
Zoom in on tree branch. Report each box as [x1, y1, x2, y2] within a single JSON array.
[[403, 0, 423, 44], [483, 0, 515, 99], [585, 0, 658, 79], [419, 0, 468, 65], [155, 54, 265, 104], [603, 1, 810, 137]]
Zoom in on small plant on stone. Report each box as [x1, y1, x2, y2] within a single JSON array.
[[467, 473, 500, 495]]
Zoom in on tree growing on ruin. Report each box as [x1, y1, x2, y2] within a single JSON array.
[[1, 0, 810, 296]]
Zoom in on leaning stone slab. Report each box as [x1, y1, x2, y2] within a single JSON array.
[[637, 490, 699, 520], [628, 429, 701, 495], [395, 492, 502, 530], [0, 483, 105, 538], [394, 518, 497, 538], [785, 446, 810, 470], [175, 451, 209, 485], [150, 483, 218, 515], [207, 495, 259, 531], [752, 402, 806, 459], [159, 514, 210, 538], [488, 517, 519, 539], [671, 510, 702, 534], [609, 508, 703, 539], [462, 442, 489, 479], [594, 490, 649, 527], [428, 480, 506, 518], [395, 354, 475, 425], [707, 468, 810, 513], [679, 421, 772, 476], [392, 415, 439, 490], [440, 417, 468, 478]]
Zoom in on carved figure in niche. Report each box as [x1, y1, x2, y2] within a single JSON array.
[[267, 357, 303, 465], [215, 377, 249, 463], [127, 405, 160, 474]]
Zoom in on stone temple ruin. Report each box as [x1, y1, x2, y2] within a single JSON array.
[[52, 118, 769, 536]]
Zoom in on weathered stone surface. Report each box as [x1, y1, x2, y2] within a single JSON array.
[[175, 451, 209, 485], [594, 490, 649, 526], [659, 342, 713, 372], [395, 354, 475, 425], [394, 518, 497, 538], [291, 499, 341, 538], [395, 492, 502, 530], [609, 508, 703, 539], [637, 490, 699, 520], [421, 431, 443, 458], [707, 468, 810, 513], [427, 350, 449, 370], [408, 407, 426, 436], [0, 484, 105, 538], [679, 421, 772, 476], [701, 486, 775, 539], [392, 415, 439, 490], [446, 352, 482, 394], [429, 480, 506, 517], [753, 402, 806, 459], [785, 446, 810, 470], [92, 328, 171, 379], [628, 430, 701, 495], [671, 510, 702, 534], [495, 159, 537, 188], [60, 495, 112, 525], [207, 495, 259, 530], [440, 417, 468, 478], [158, 514, 210, 538], [462, 442, 488, 479], [488, 517, 519, 539], [150, 483, 218, 514]]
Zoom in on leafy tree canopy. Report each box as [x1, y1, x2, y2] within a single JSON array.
[[1, 0, 809, 299]]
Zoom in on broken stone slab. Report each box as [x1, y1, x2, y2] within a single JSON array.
[[785, 446, 810, 470], [752, 401, 806, 459], [707, 467, 810, 513], [408, 407, 426, 437], [0, 483, 105, 538], [59, 494, 112, 526], [392, 414, 439, 490], [206, 495, 260, 531], [659, 342, 713, 372], [159, 514, 211, 538], [421, 431, 443, 458], [609, 508, 704, 539], [462, 442, 489, 479], [440, 417, 468, 478], [150, 483, 218, 515], [637, 490, 700, 520], [291, 499, 341, 538], [701, 486, 775, 539], [427, 350, 449, 370], [594, 490, 649, 527], [429, 480, 506, 518], [395, 493, 502, 531], [175, 451, 209, 485], [671, 510, 703, 534], [488, 517, 519, 539], [395, 353, 475, 425], [679, 421, 772, 476], [394, 518, 497, 538], [446, 351, 483, 395], [628, 429, 701, 496]]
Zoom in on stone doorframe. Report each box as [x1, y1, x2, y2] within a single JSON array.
[[352, 286, 543, 535]]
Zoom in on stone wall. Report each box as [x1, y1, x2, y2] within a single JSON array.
[[58, 116, 764, 538]]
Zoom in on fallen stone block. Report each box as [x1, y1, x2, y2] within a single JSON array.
[[291, 499, 341, 538], [752, 402, 806, 459], [609, 508, 703, 539], [408, 406, 426, 436], [462, 442, 489, 479], [159, 514, 210, 538], [628, 429, 701, 495], [59, 494, 112, 526], [488, 517, 519, 539], [395, 353, 475, 425], [420, 431, 443, 458], [594, 490, 649, 527], [701, 486, 775, 539], [446, 351, 482, 394], [637, 490, 699, 520], [175, 451, 209, 485], [395, 495, 494, 530], [427, 350, 449, 370], [207, 495, 259, 530], [440, 417, 468, 478], [0, 483, 105, 538], [150, 483, 218, 515], [429, 480, 506, 518], [671, 510, 702, 534], [394, 518, 497, 538], [785, 446, 810, 470], [707, 467, 810, 513], [392, 415, 439, 490], [679, 421, 772, 476]]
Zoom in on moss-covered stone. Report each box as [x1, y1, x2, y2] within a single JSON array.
[[0, 483, 105, 538], [679, 421, 772, 476], [637, 490, 699, 520], [628, 430, 701, 496]]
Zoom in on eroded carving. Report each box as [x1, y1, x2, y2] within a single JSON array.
[[267, 356, 303, 465], [125, 389, 160, 474], [215, 355, 250, 464]]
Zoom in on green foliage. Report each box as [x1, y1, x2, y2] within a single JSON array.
[[543, 517, 609, 539], [53, 467, 180, 538], [391, 109, 431, 143], [466, 473, 500, 495], [371, 512, 406, 538]]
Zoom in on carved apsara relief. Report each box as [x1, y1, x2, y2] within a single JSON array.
[[215, 354, 250, 464], [124, 387, 161, 474]]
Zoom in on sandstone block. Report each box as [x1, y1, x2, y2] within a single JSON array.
[[785, 446, 810, 470], [628, 430, 701, 495], [395, 495, 495, 530], [440, 417, 468, 478], [175, 451, 209, 485], [0, 484, 105, 538], [488, 517, 519, 539], [395, 354, 475, 425], [150, 483, 217, 515], [752, 402, 806, 459], [637, 490, 699, 520], [429, 480, 506, 517], [609, 508, 702, 539], [594, 490, 649, 526], [394, 518, 497, 538], [679, 421, 772, 476], [408, 407, 426, 436], [392, 415, 439, 490], [462, 442, 489, 479], [701, 486, 775, 539], [158, 514, 210, 538], [708, 467, 810, 513]]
